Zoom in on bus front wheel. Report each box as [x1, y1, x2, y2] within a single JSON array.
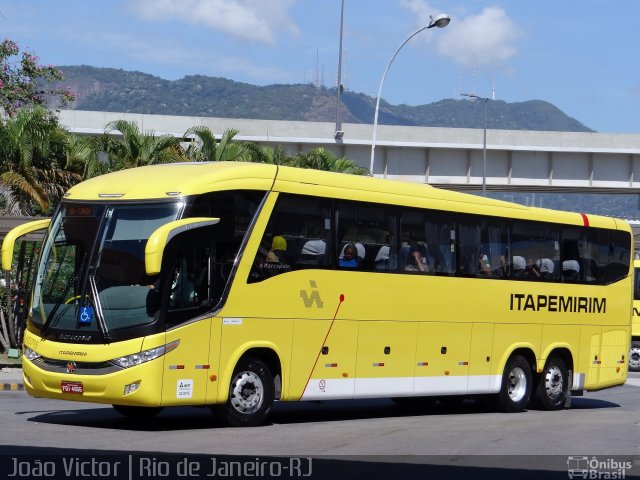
[[215, 356, 275, 427], [494, 355, 532, 413], [629, 341, 640, 373], [533, 356, 568, 410]]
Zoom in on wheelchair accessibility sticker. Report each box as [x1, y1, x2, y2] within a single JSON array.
[[79, 306, 94, 325]]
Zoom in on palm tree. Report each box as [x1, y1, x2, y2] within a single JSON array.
[[105, 119, 187, 168], [63, 133, 99, 179], [183, 126, 251, 162], [290, 147, 369, 175], [242, 143, 291, 165], [0, 106, 80, 215]]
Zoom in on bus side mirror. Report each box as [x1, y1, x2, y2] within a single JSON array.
[[145, 217, 220, 276], [1, 219, 51, 271]]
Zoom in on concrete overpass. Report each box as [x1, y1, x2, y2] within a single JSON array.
[[4, 110, 640, 254], [59, 110, 640, 194]]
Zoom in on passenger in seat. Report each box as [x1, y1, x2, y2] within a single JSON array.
[[266, 235, 287, 264], [298, 239, 327, 265], [536, 258, 555, 280], [405, 244, 427, 272], [339, 243, 361, 268], [562, 260, 580, 281]]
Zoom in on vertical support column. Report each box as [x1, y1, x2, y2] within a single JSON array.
[[424, 148, 430, 184], [465, 149, 472, 187], [588, 153, 594, 187], [383, 147, 388, 179]]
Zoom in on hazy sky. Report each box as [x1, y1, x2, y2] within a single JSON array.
[[2, 0, 639, 133]]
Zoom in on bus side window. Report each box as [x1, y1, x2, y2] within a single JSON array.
[[425, 217, 456, 275], [512, 221, 560, 282], [581, 228, 630, 285], [248, 194, 332, 283], [336, 201, 393, 272], [561, 227, 583, 283], [457, 220, 483, 276]]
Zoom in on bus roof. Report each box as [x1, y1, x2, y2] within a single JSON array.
[[64, 161, 628, 231], [65, 161, 278, 201]]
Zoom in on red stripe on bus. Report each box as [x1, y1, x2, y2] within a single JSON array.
[[300, 294, 345, 400], [581, 213, 589, 226]]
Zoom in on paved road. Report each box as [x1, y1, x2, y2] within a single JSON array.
[[1, 373, 639, 479]]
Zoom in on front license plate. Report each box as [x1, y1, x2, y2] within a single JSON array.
[[61, 381, 83, 394]]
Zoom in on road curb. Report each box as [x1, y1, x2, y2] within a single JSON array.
[[1, 383, 24, 391]]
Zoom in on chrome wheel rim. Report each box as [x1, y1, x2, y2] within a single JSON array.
[[630, 347, 640, 369], [230, 371, 264, 415], [507, 366, 527, 402], [543, 365, 564, 401]]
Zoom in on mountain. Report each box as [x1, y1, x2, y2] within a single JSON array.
[[52, 66, 640, 218], [488, 192, 640, 220], [57, 66, 593, 132]]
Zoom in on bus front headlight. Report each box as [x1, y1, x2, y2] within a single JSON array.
[[110, 340, 179, 369], [23, 346, 40, 361]]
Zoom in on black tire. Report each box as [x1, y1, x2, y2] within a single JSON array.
[[112, 405, 163, 418], [215, 356, 275, 427], [629, 341, 640, 373], [533, 356, 568, 410], [494, 355, 532, 413]]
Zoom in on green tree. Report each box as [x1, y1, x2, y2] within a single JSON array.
[[0, 39, 76, 116], [289, 147, 369, 175], [242, 143, 291, 165], [63, 132, 99, 179], [183, 126, 251, 162], [0, 106, 80, 215], [105, 119, 188, 168]]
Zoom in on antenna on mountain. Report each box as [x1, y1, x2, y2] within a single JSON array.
[[492, 75, 496, 100], [471, 65, 477, 95], [314, 48, 320, 88]]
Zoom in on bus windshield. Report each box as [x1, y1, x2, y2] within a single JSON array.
[[32, 202, 183, 340]]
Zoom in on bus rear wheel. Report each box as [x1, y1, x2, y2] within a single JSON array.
[[494, 355, 532, 412], [112, 405, 164, 418], [215, 356, 275, 427], [533, 356, 568, 410], [629, 341, 640, 373]]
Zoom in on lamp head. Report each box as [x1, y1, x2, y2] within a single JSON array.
[[428, 13, 451, 29]]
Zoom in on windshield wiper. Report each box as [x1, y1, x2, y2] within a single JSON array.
[[40, 274, 76, 338], [88, 275, 111, 343]]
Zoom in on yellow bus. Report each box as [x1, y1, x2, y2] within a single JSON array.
[[630, 260, 640, 372], [2, 162, 633, 426]]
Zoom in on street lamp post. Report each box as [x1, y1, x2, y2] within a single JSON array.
[[369, 13, 450, 175], [335, 0, 345, 139], [460, 93, 489, 196]]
